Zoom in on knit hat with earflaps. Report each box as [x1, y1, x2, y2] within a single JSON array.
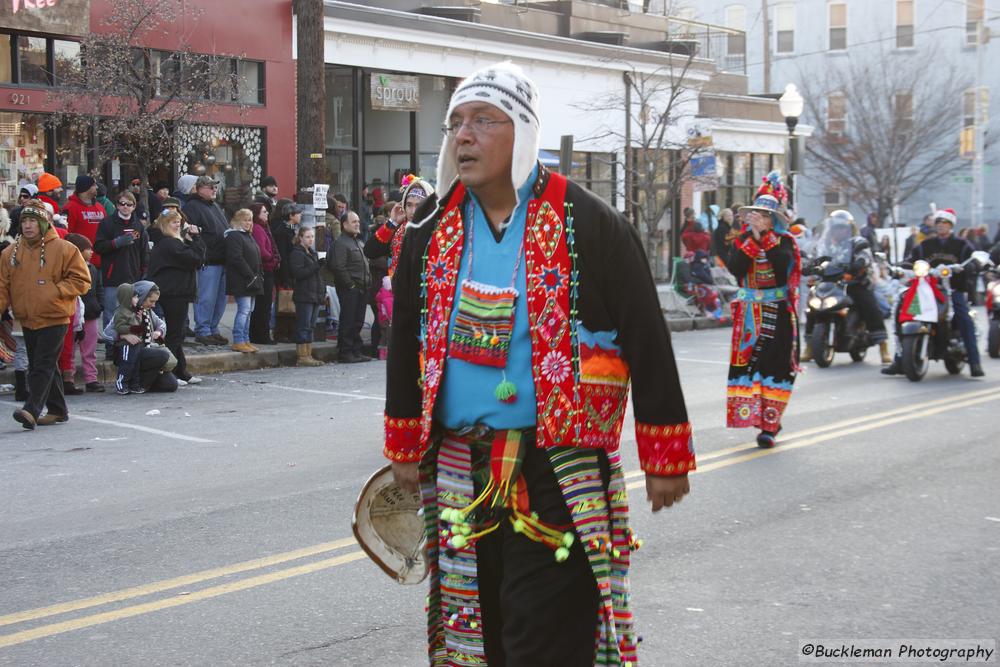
[[9, 199, 53, 268], [436, 61, 541, 208]]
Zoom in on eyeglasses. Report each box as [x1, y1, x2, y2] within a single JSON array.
[[118, 201, 135, 207], [442, 117, 512, 137]]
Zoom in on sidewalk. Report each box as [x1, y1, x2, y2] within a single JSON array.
[[0, 288, 726, 384]]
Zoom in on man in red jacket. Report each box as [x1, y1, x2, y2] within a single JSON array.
[[65, 176, 106, 267]]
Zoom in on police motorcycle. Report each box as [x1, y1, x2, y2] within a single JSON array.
[[803, 212, 879, 367], [890, 250, 993, 381]]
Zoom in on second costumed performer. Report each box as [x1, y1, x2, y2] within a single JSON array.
[[724, 172, 801, 449], [383, 61, 696, 666]]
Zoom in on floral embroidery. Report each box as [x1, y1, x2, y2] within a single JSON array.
[[540, 350, 572, 384], [423, 357, 442, 389], [532, 264, 567, 296]]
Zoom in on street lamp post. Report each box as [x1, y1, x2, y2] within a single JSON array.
[[778, 83, 804, 211]]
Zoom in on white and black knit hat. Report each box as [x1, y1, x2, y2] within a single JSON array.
[[437, 61, 541, 202]]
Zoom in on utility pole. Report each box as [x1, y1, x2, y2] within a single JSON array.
[[761, 0, 771, 93], [295, 0, 327, 194], [972, 21, 989, 230]]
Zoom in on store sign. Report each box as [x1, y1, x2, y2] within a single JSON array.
[[1, 0, 90, 36], [370, 73, 420, 112]]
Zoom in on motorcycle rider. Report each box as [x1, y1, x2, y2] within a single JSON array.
[[811, 210, 891, 363], [883, 208, 984, 377]]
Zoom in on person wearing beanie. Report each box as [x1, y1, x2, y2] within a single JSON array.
[[0, 201, 91, 429], [60, 233, 104, 393], [65, 175, 106, 268], [173, 174, 198, 206], [253, 175, 278, 214], [35, 173, 63, 216], [884, 207, 984, 377], [95, 182, 116, 218], [380, 62, 694, 666], [9, 184, 39, 238]]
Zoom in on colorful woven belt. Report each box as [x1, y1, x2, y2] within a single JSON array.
[[735, 286, 788, 303]]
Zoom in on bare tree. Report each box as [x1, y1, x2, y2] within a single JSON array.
[[49, 0, 243, 216], [800, 48, 979, 225], [579, 52, 710, 281]]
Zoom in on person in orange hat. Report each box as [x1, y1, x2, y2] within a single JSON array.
[[36, 173, 63, 216]]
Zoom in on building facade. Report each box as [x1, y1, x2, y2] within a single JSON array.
[[0, 0, 294, 210], [689, 0, 999, 233]]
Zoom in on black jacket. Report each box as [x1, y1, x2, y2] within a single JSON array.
[[224, 228, 263, 297], [183, 196, 229, 265], [82, 264, 103, 321], [908, 234, 975, 293], [271, 221, 296, 288], [147, 235, 206, 301], [93, 213, 149, 287], [725, 231, 797, 288], [289, 244, 326, 303], [329, 232, 371, 291]]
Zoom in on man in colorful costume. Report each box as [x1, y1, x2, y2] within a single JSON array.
[[724, 173, 801, 449], [366, 174, 435, 278], [383, 62, 695, 666]]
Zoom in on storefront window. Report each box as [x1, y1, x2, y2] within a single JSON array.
[[17, 36, 48, 86], [238, 60, 263, 104], [326, 67, 355, 149], [54, 121, 89, 187], [53, 40, 81, 86], [752, 154, 770, 184], [326, 150, 355, 205], [1, 35, 12, 83], [0, 112, 48, 202], [175, 125, 264, 215]]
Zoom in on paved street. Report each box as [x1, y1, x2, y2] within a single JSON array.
[[1, 326, 998, 666]]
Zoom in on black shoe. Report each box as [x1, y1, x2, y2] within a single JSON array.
[[339, 354, 364, 364], [85, 382, 105, 393], [63, 381, 84, 395], [756, 431, 777, 449], [130, 386, 146, 395], [13, 409, 36, 430], [210, 333, 229, 345], [881, 359, 901, 375], [971, 363, 985, 378], [185, 327, 196, 338]]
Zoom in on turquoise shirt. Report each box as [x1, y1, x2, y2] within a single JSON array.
[[436, 166, 538, 430]]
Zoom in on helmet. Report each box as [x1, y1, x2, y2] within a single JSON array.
[[352, 465, 428, 585], [829, 210, 855, 225]]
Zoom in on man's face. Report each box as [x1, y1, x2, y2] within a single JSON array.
[[264, 184, 278, 196], [18, 193, 30, 206], [935, 220, 953, 238], [404, 196, 422, 222], [449, 102, 514, 191], [86, 184, 98, 199], [335, 200, 347, 217], [344, 213, 361, 236], [196, 184, 216, 200], [20, 217, 40, 240]]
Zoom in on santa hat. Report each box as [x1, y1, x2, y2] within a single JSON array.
[[934, 208, 957, 225], [437, 61, 541, 206]]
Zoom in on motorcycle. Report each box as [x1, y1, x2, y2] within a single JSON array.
[[804, 256, 877, 367], [985, 273, 1000, 358], [890, 250, 993, 381]]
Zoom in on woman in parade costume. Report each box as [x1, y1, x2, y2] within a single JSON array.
[[724, 172, 801, 449]]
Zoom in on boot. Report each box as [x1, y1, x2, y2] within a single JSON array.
[[14, 370, 27, 401], [881, 355, 902, 375], [879, 340, 892, 364], [297, 343, 322, 367], [971, 362, 985, 378]]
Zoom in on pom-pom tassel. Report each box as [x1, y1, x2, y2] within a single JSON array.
[[494, 372, 517, 404]]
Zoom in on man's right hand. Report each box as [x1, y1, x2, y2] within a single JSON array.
[[123, 334, 140, 345], [391, 461, 420, 494]]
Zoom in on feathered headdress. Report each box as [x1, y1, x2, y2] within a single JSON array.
[[739, 170, 791, 234]]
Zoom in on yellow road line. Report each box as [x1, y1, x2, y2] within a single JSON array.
[[0, 537, 357, 628], [622, 385, 999, 479], [3, 385, 997, 648], [0, 551, 368, 649], [624, 391, 1000, 490]]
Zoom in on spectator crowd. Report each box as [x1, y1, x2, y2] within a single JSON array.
[[0, 170, 423, 430]]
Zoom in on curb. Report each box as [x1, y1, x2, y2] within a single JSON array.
[[0, 315, 728, 385]]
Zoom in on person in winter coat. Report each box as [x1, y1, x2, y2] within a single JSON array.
[[0, 201, 91, 429], [224, 208, 263, 353], [9, 184, 39, 238], [269, 199, 303, 343], [101, 281, 178, 394], [173, 174, 198, 206], [147, 210, 205, 385], [64, 176, 106, 266], [183, 175, 230, 346], [681, 221, 712, 254], [288, 226, 325, 367], [36, 173, 63, 216], [93, 189, 149, 354], [62, 234, 104, 393], [96, 182, 116, 219], [329, 211, 372, 363], [249, 202, 279, 345]]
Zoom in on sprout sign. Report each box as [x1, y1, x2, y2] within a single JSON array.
[[2, 0, 90, 36], [370, 73, 421, 112]]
